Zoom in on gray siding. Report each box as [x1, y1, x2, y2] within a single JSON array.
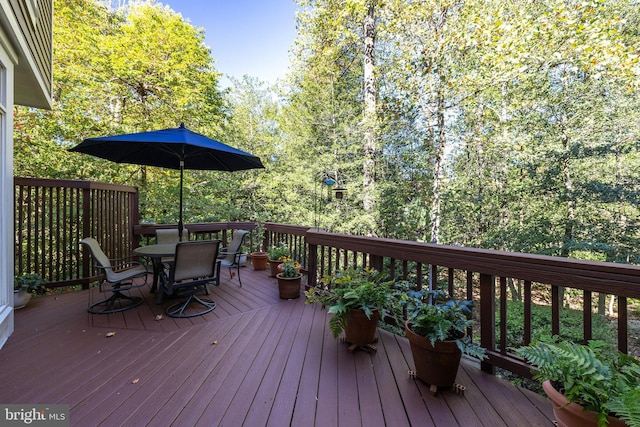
[[9, 0, 53, 109]]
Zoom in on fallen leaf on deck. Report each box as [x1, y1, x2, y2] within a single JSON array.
[[155, 314, 163, 321], [211, 340, 218, 345], [132, 378, 139, 384], [106, 331, 116, 337]]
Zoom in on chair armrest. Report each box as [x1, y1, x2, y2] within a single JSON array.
[[103, 260, 148, 273], [219, 249, 241, 256]]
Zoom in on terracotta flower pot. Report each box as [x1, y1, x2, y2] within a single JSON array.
[[276, 273, 301, 299], [405, 320, 462, 389], [542, 380, 628, 427], [268, 259, 283, 277], [344, 309, 380, 347], [251, 252, 268, 271]]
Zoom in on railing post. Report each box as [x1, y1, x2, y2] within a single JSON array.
[[308, 241, 318, 288], [130, 189, 140, 251], [81, 186, 92, 289], [480, 272, 496, 374]]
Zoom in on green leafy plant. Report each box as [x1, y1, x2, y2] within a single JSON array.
[[14, 273, 48, 295], [517, 339, 640, 427], [268, 242, 290, 260], [279, 260, 301, 278], [305, 267, 394, 339], [394, 283, 486, 359]]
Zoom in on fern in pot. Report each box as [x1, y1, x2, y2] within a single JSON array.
[[394, 283, 485, 394], [518, 339, 640, 427], [305, 267, 393, 349]]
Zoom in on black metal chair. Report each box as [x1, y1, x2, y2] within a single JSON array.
[[155, 227, 189, 272], [219, 229, 249, 287], [163, 240, 221, 318], [80, 237, 149, 314]]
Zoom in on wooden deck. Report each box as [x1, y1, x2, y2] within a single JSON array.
[[1, 265, 554, 426]]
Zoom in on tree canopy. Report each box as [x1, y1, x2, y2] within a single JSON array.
[[15, 0, 640, 263]]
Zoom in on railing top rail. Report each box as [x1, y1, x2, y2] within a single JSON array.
[[15, 177, 138, 193], [264, 222, 310, 236], [134, 221, 257, 236], [305, 229, 640, 298]]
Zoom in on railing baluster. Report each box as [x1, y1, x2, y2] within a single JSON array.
[[584, 290, 592, 343], [524, 281, 532, 346], [618, 296, 627, 353], [551, 285, 560, 338], [500, 276, 507, 354], [480, 273, 496, 374]]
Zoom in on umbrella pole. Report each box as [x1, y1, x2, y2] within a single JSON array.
[[178, 160, 184, 240]]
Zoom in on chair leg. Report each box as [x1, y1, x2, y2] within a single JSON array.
[[89, 290, 143, 314], [166, 294, 216, 318], [226, 264, 242, 287]]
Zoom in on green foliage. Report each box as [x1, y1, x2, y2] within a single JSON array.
[[518, 340, 640, 427], [394, 284, 486, 359], [15, 0, 640, 266], [305, 267, 394, 339], [499, 301, 613, 350], [268, 242, 290, 260], [14, 274, 48, 294], [279, 260, 301, 278]]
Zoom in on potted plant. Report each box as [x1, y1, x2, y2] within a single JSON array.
[[250, 221, 269, 270], [276, 260, 302, 299], [305, 267, 393, 350], [394, 283, 485, 394], [267, 242, 290, 277], [13, 273, 48, 309], [517, 339, 640, 427], [250, 251, 269, 270]]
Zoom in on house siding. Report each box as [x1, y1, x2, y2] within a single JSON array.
[[6, 0, 52, 109]]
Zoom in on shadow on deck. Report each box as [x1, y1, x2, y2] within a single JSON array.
[[1, 265, 554, 426]]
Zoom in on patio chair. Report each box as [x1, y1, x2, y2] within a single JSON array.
[[163, 240, 220, 318], [219, 229, 249, 287], [80, 237, 149, 314], [156, 227, 189, 267]]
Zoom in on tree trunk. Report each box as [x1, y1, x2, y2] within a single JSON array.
[[430, 81, 446, 243], [559, 111, 574, 308], [362, 1, 377, 217]]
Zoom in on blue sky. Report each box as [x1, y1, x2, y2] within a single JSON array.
[[160, 0, 298, 85]]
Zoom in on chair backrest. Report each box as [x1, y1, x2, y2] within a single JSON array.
[[222, 230, 249, 264], [156, 228, 189, 244], [170, 240, 220, 283], [80, 237, 111, 268], [80, 237, 114, 281]]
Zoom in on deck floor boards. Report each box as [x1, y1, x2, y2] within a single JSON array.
[[1, 265, 554, 426]]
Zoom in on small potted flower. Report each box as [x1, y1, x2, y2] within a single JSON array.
[[13, 273, 48, 309], [276, 260, 302, 299], [267, 242, 290, 277]]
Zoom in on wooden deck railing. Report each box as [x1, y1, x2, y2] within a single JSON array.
[[15, 177, 139, 288], [267, 224, 640, 379], [13, 178, 640, 381]]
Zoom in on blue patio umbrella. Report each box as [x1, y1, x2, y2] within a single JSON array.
[[71, 124, 264, 238]]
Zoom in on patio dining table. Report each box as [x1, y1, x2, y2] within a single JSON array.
[[134, 242, 222, 304], [133, 243, 177, 303]]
